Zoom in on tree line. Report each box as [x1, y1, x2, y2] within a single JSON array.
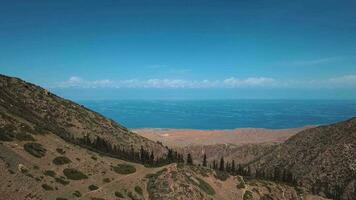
[[201, 154, 296, 184], [73, 134, 186, 167]]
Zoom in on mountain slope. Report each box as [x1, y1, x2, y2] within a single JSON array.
[[248, 118, 356, 200], [0, 74, 335, 200], [0, 132, 325, 200], [0, 74, 166, 157]]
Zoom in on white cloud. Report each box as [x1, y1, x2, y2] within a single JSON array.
[[328, 75, 356, 85], [287, 58, 337, 66], [55, 76, 277, 89], [223, 77, 277, 87], [53, 74, 356, 89]]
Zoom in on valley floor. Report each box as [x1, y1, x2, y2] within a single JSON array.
[[132, 127, 310, 147]]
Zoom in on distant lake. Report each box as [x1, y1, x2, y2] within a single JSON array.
[[78, 100, 356, 129]]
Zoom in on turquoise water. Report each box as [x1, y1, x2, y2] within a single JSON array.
[[79, 100, 356, 129]]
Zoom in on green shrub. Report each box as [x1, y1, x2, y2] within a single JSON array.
[[55, 177, 70, 185], [91, 198, 105, 200], [73, 191, 81, 197], [53, 156, 71, 165], [15, 132, 35, 141], [134, 186, 143, 195], [243, 190, 253, 200], [236, 176, 246, 189], [214, 170, 229, 181], [0, 126, 15, 141], [42, 183, 54, 191], [56, 148, 66, 155], [44, 170, 56, 177], [146, 168, 168, 199], [236, 182, 246, 189], [195, 177, 215, 195], [34, 125, 48, 135], [56, 198, 68, 200], [103, 178, 111, 183], [24, 143, 46, 158], [63, 168, 88, 180], [88, 184, 99, 191], [115, 191, 124, 198], [112, 164, 136, 175], [127, 192, 139, 200]]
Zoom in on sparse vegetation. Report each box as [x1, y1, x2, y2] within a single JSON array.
[[15, 132, 35, 141], [146, 168, 168, 199], [127, 191, 139, 200], [102, 178, 111, 183], [134, 186, 143, 195], [236, 176, 246, 189], [44, 170, 56, 177], [42, 183, 54, 191], [56, 198, 68, 200], [88, 184, 99, 191], [91, 198, 105, 200], [195, 177, 215, 195], [73, 191, 81, 197], [0, 125, 15, 141], [243, 190, 253, 200], [53, 156, 71, 165], [260, 194, 274, 200], [24, 143, 46, 158], [115, 191, 124, 198], [214, 170, 229, 181], [55, 177, 70, 185], [63, 168, 88, 180], [33, 125, 48, 135], [112, 163, 136, 175], [56, 148, 66, 155]]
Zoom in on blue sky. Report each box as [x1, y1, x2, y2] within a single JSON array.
[[1, 0, 356, 99]]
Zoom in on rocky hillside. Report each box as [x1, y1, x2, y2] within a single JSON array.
[[0, 74, 339, 200], [0, 74, 166, 158], [248, 118, 356, 200], [0, 132, 325, 200]]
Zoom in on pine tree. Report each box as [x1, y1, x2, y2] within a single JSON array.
[[149, 151, 155, 164], [187, 153, 193, 165], [140, 146, 145, 163], [219, 157, 225, 171], [202, 154, 207, 167], [213, 160, 217, 169], [226, 161, 230, 172], [130, 145, 135, 161], [167, 149, 173, 162], [231, 160, 236, 174]]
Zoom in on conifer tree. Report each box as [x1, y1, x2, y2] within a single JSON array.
[[202, 154, 207, 167], [219, 157, 225, 171], [231, 160, 236, 174], [187, 153, 193, 165]]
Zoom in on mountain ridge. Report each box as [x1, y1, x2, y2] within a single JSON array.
[[0, 74, 167, 159]]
